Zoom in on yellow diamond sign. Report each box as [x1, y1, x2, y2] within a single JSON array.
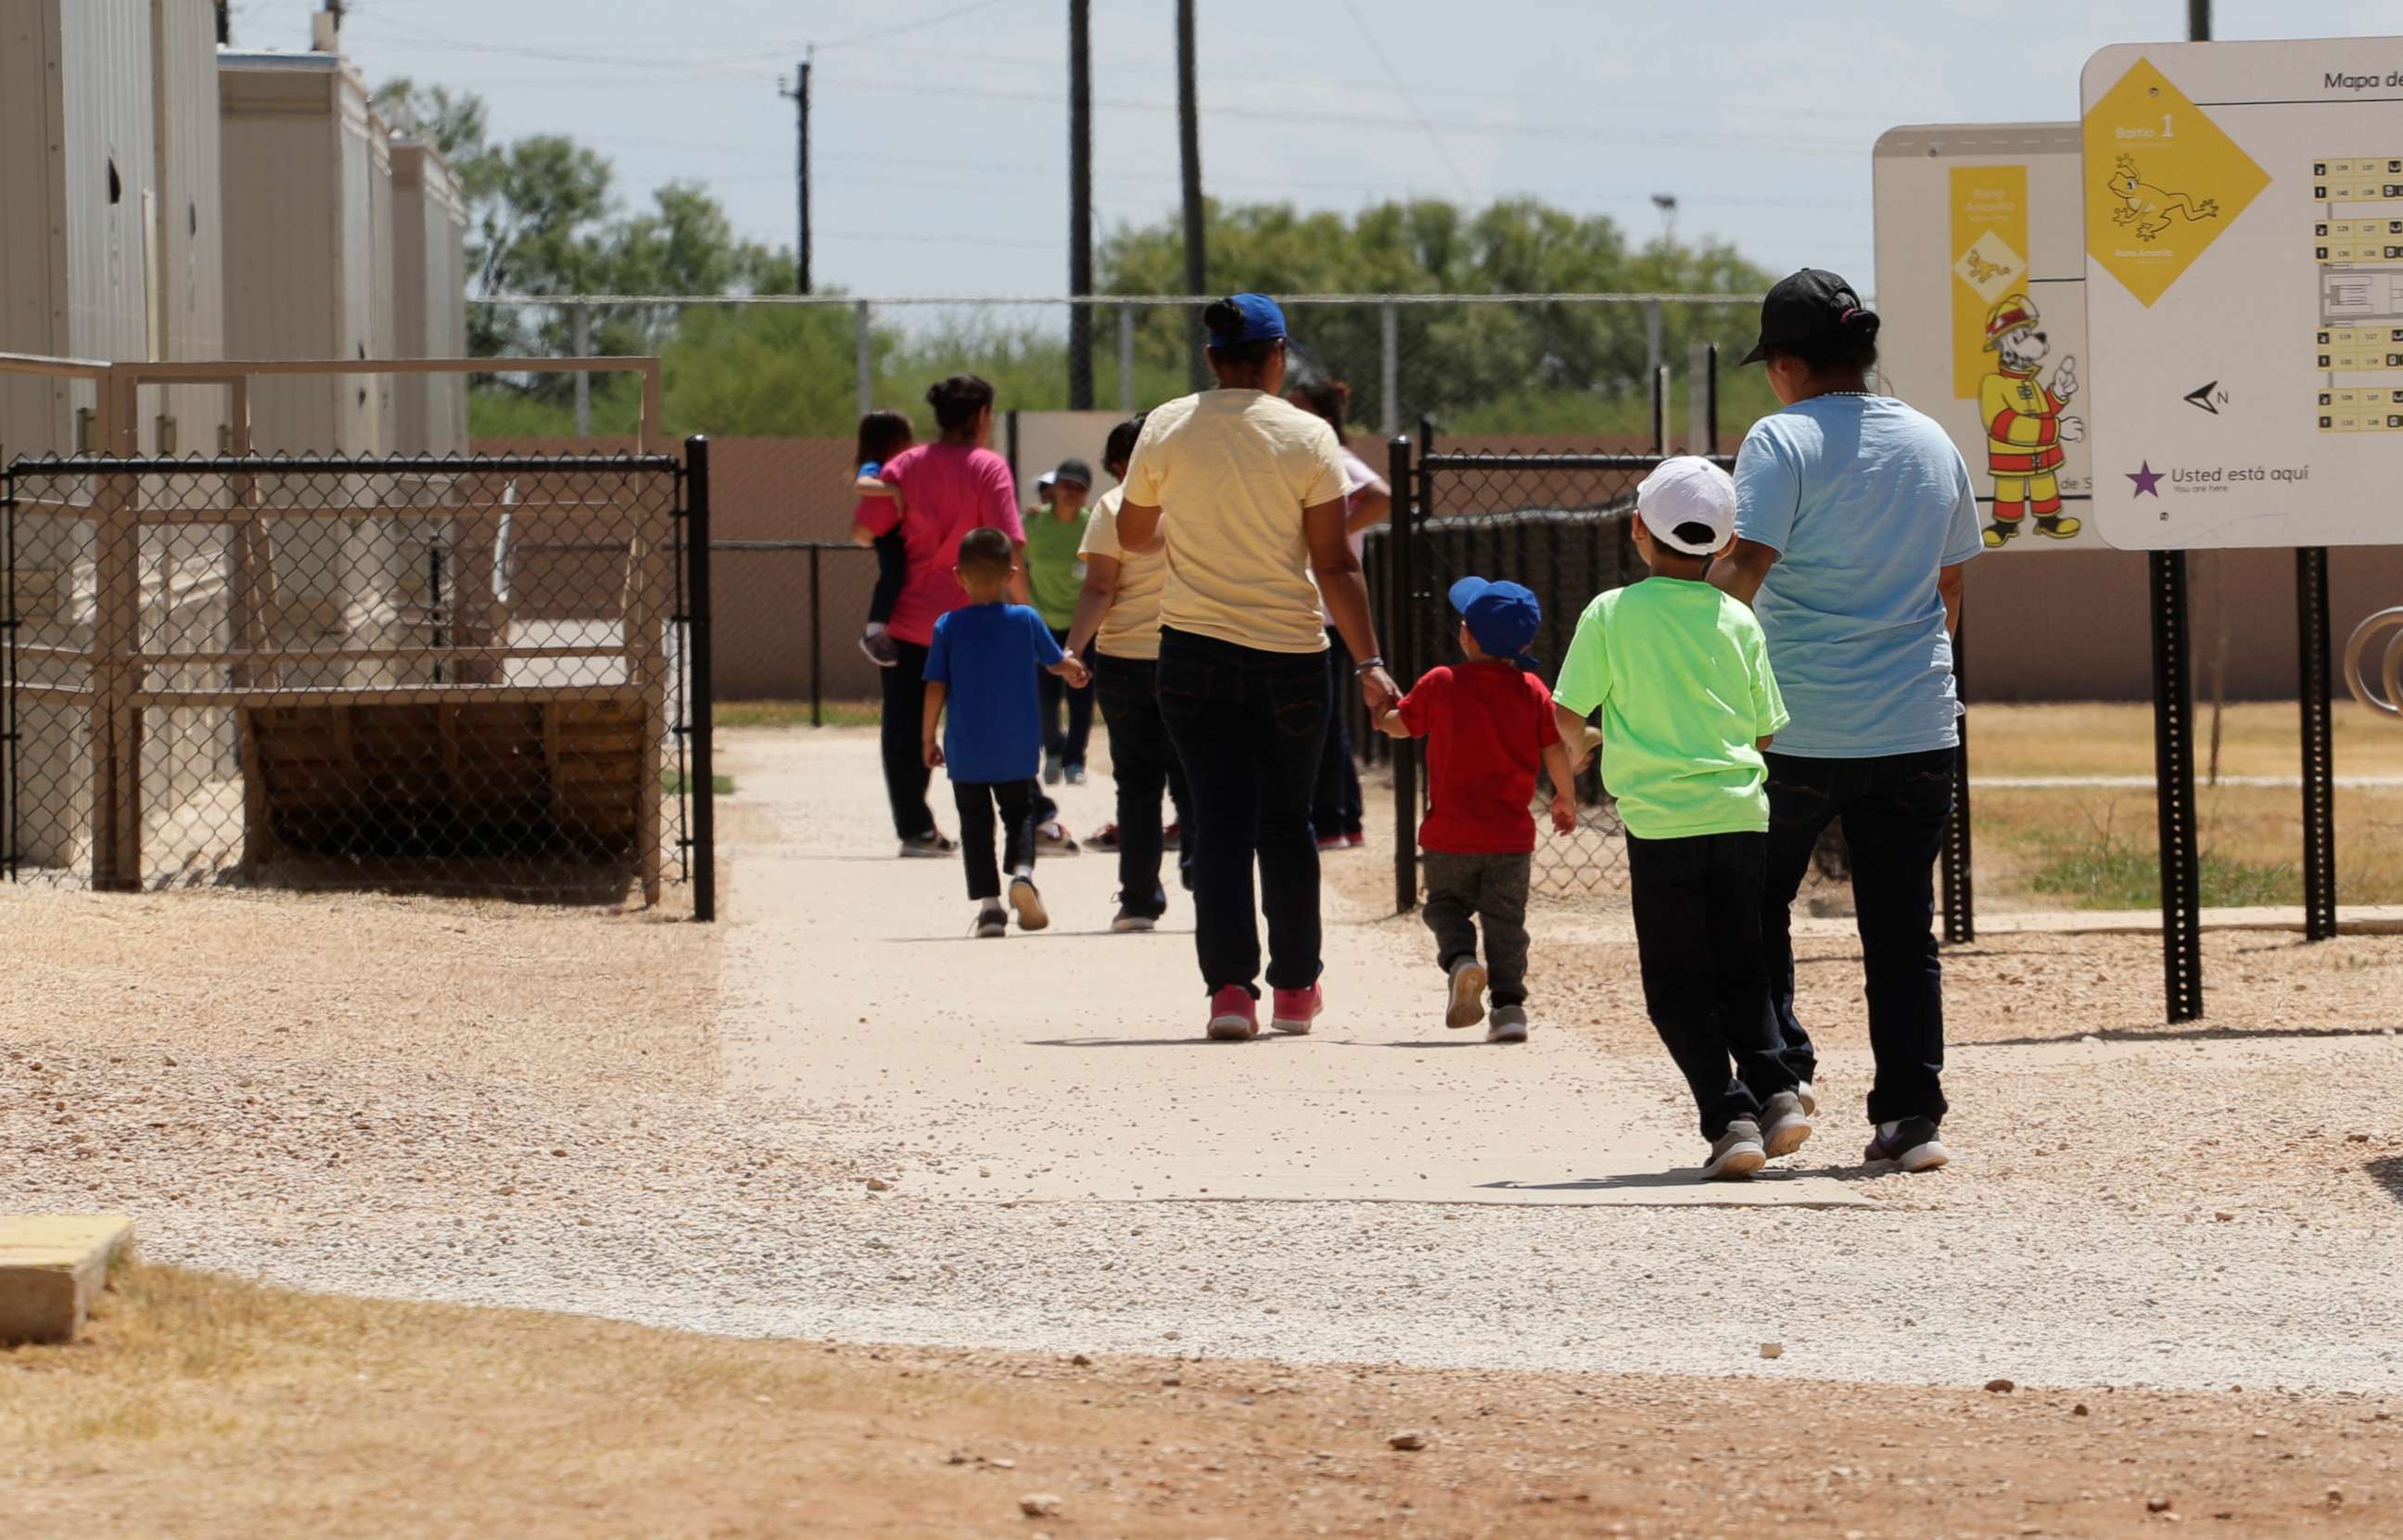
[[1953, 229, 2027, 305], [2082, 57, 2269, 307]]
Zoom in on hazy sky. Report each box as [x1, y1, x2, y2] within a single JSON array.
[[234, 0, 2397, 299]]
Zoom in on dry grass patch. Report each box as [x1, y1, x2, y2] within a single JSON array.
[[4, 1264, 2395, 1539]]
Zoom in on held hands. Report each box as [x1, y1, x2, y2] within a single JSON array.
[[1549, 791, 1577, 837], [922, 736, 945, 770], [1358, 665, 1401, 718], [1049, 655, 1091, 690]]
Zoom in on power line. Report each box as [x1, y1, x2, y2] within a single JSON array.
[[815, 0, 1015, 52], [807, 74, 1869, 157], [1336, 0, 1472, 200]]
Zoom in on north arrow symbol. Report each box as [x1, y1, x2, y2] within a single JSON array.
[[2184, 381, 2221, 414]]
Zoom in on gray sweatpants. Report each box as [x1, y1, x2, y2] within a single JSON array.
[[1421, 850, 1532, 1007]]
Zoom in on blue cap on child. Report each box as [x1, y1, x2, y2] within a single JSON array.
[[1448, 576, 1542, 666]]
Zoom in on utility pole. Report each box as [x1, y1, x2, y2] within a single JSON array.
[[1067, 0, 1094, 408], [2188, 0, 2210, 42], [778, 54, 813, 294], [214, 0, 230, 45], [1176, 0, 1207, 390]]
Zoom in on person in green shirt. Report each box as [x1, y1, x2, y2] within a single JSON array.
[[1551, 456, 1811, 1181], [1025, 458, 1097, 784]]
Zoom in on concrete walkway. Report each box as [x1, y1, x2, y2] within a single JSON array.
[[719, 731, 1862, 1209]]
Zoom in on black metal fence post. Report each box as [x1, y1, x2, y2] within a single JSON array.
[[686, 435, 718, 923], [1389, 433, 1417, 915], [1704, 343, 1720, 454], [1942, 590, 1975, 945], [808, 543, 823, 729], [1650, 367, 1668, 454], [2150, 550, 2203, 1021], [2296, 545, 2337, 940]]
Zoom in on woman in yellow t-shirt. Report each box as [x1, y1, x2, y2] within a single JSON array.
[[1116, 294, 1401, 1042]]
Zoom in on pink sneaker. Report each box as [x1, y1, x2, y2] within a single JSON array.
[[1270, 983, 1323, 1036], [1206, 985, 1258, 1041]]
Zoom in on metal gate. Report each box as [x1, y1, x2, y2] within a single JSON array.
[[1375, 426, 1734, 907], [3, 442, 715, 915]]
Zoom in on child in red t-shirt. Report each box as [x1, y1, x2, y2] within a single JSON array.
[[1378, 578, 1577, 1042]]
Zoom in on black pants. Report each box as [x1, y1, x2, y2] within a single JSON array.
[[952, 778, 1038, 901], [1093, 651, 1193, 918], [878, 638, 936, 841], [1627, 830, 1796, 1139], [866, 529, 905, 625], [1157, 627, 1328, 996], [1038, 627, 1095, 768], [1760, 747, 1954, 1126], [1312, 628, 1365, 839]]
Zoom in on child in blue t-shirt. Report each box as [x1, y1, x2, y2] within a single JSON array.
[[922, 527, 1091, 936]]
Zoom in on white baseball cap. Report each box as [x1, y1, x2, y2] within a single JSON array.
[[1635, 456, 1738, 556]]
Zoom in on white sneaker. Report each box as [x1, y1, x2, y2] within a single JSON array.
[[1702, 1120, 1767, 1181], [1444, 957, 1488, 1029], [1008, 875, 1049, 932], [1486, 1004, 1530, 1043], [1795, 1079, 1818, 1116], [1760, 1090, 1813, 1158], [972, 902, 1007, 938]]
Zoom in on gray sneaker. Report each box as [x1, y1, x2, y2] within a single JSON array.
[[1795, 1079, 1818, 1116], [1701, 1120, 1767, 1181], [1761, 1090, 1813, 1158], [1486, 1004, 1530, 1043]]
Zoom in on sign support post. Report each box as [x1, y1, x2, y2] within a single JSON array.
[[2149, 550, 2206, 1021], [2297, 547, 2339, 939]]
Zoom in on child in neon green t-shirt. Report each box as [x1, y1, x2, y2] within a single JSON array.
[[1551, 456, 1810, 1181]]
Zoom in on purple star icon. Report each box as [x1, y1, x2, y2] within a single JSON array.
[[2127, 461, 2164, 497]]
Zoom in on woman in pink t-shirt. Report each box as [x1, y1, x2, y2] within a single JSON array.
[[854, 375, 1028, 856]]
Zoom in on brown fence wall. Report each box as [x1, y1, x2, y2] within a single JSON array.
[[477, 435, 2403, 706]]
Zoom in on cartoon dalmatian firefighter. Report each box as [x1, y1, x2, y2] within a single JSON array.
[[1978, 293, 2084, 548]]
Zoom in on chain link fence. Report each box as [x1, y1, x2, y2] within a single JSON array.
[[3, 451, 707, 905], [1380, 436, 1679, 902]]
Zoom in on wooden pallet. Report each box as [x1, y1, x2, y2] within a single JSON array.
[[238, 696, 645, 867]]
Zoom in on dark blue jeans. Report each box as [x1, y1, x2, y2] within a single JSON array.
[[1756, 747, 1954, 1126], [1038, 627, 1095, 769], [1092, 650, 1193, 919], [1156, 627, 1328, 997]]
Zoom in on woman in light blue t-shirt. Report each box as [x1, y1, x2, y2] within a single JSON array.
[[1710, 269, 1983, 1177]]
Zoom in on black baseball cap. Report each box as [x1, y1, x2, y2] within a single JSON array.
[[1740, 269, 1869, 365]]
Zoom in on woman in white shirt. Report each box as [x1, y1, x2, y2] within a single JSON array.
[[1288, 377, 1392, 852]]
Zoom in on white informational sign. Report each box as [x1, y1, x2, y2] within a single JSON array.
[[1005, 410, 1126, 507], [2081, 38, 2403, 550], [1874, 122, 2103, 553]]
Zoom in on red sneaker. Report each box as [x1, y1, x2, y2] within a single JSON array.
[[1344, 831, 1367, 847], [1269, 983, 1323, 1036], [1206, 985, 1258, 1041]]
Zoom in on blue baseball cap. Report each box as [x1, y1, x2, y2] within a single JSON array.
[[1448, 576, 1542, 664], [1206, 292, 1288, 347]]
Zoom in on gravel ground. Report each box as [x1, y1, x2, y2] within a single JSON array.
[[9, 728, 2403, 1405]]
